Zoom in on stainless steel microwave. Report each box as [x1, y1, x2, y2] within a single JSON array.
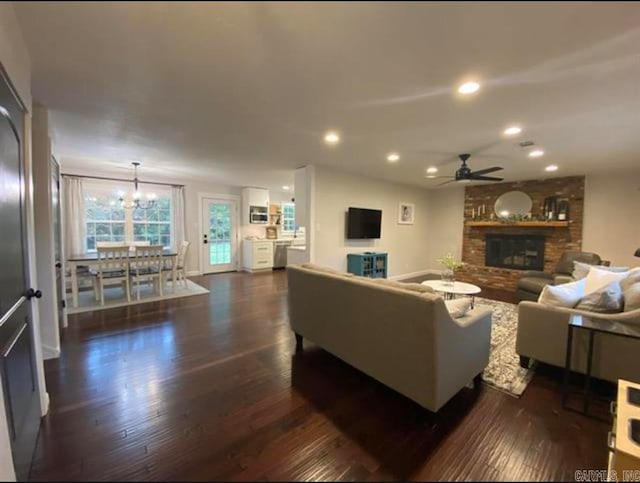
[[249, 206, 268, 224]]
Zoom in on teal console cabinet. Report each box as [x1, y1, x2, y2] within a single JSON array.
[[347, 252, 388, 278]]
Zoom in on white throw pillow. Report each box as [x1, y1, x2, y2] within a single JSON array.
[[444, 298, 472, 318], [538, 278, 586, 308], [583, 266, 630, 295], [572, 261, 628, 280], [575, 281, 623, 313]]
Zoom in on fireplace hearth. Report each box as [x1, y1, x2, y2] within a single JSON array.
[[485, 234, 545, 271]]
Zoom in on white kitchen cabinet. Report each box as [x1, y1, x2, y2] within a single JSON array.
[[241, 188, 269, 225], [242, 240, 274, 272]]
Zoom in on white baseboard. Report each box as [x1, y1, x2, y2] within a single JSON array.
[[389, 268, 442, 281], [41, 391, 50, 417], [42, 344, 60, 360], [186, 270, 202, 277]]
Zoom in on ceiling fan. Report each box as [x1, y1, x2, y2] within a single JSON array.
[[427, 153, 504, 186]]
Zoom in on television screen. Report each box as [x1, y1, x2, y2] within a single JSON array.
[[347, 207, 382, 239]]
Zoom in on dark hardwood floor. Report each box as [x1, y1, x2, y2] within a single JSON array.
[[30, 270, 609, 481]]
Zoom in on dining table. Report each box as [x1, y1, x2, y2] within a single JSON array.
[[66, 248, 178, 308]]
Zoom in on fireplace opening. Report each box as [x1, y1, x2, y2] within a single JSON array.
[[485, 234, 545, 270]]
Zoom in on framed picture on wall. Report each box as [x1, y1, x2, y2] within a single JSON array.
[[398, 203, 415, 225], [265, 226, 277, 239]]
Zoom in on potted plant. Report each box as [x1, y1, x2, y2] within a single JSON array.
[[437, 253, 464, 286]]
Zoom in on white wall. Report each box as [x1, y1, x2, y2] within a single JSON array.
[[426, 186, 465, 270], [0, 2, 31, 109], [312, 165, 432, 278], [583, 171, 640, 268]]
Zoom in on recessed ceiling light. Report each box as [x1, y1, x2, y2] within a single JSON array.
[[282, 185, 290, 190], [387, 153, 400, 163], [426, 175, 437, 179], [545, 165, 558, 172], [426, 166, 438, 174], [504, 126, 522, 136], [529, 149, 545, 158], [457, 81, 480, 95], [324, 131, 340, 145]]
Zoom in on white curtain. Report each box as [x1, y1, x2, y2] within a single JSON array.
[[63, 176, 86, 256], [171, 185, 186, 251]]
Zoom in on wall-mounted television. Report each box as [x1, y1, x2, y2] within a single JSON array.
[[347, 207, 382, 239]]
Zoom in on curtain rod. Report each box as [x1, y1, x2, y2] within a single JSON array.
[[61, 172, 184, 188]]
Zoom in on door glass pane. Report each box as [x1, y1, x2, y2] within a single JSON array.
[[209, 203, 232, 265]]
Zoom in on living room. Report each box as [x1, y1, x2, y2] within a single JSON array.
[[2, 2, 640, 481]]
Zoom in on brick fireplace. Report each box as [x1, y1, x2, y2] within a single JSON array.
[[456, 176, 585, 290]]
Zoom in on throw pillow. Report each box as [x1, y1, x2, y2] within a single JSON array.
[[623, 281, 640, 312], [575, 281, 623, 313], [444, 298, 472, 318], [620, 268, 640, 293], [583, 266, 629, 294], [572, 261, 629, 280], [538, 278, 586, 308]]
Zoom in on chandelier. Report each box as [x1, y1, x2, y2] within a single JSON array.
[[118, 162, 157, 210]]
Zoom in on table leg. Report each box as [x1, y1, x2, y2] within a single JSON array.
[[562, 325, 574, 407], [172, 257, 177, 293], [70, 262, 79, 308], [584, 330, 595, 414]]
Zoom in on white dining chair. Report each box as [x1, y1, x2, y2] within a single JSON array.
[[90, 245, 131, 306], [130, 245, 164, 300], [164, 241, 190, 291]]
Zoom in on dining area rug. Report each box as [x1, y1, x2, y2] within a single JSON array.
[[67, 279, 209, 314]]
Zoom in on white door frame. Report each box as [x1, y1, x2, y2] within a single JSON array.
[[197, 192, 241, 275]]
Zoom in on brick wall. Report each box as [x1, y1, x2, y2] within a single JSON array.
[[455, 176, 585, 290]]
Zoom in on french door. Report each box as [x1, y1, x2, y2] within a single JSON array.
[[201, 198, 238, 274], [0, 72, 42, 480]]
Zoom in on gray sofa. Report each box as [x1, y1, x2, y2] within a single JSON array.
[[516, 301, 640, 383], [516, 251, 603, 301], [287, 264, 493, 412]]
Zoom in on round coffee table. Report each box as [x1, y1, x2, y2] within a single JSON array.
[[421, 280, 482, 307]]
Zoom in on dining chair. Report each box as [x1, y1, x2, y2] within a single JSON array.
[[130, 245, 164, 300], [90, 245, 131, 306], [164, 241, 190, 291]]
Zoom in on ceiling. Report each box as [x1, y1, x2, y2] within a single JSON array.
[[14, 1, 640, 191]]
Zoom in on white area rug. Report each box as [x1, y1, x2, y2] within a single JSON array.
[[475, 297, 535, 397], [67, 279, 209, 314]]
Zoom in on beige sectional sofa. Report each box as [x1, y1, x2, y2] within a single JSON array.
[[516, 301, 640, 382], [287, 264, 493, 412]]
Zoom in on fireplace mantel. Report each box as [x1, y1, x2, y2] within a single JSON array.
[[466, 221, 569, 228]]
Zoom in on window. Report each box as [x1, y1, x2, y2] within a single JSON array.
[[282, 202, 296, 233], [85, 196, 126, 251], [84, 183, 172, 251]]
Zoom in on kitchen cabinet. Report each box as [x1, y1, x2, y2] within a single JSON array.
[[242, 240, 274, 272], [242, 188, 269, 225]]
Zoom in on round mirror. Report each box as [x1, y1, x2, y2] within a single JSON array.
[[494, 191, 533, 218]]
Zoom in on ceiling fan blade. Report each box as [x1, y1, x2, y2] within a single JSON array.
[[471, 166, 503, 176], [437, 179, 457, 187], [470, 175, 504, 182]]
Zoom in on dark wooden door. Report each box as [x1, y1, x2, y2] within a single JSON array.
[[0, 71, 42, 480]]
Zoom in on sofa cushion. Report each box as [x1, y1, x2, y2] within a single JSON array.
[[583, 266, 629, 294], [575, 281, 623, 313], [518, 276, 551, 294], [444, 298, 471, 318], [573, 261, 629, 280], [538, 278, 586, 308], [623, 281, 640, 312], [370, 278, 434, 294], [301, 263, 354, 277]]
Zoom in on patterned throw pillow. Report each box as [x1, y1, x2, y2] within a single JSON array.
[[444, 298, 472, 318], [575, 281, 623, 313]]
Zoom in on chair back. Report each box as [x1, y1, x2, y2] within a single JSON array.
[[97, 241, 126, 248], [97, 245, 130, 276], [555, 251, 602, 275], [177, 241, 191, 269], [132, 245, 164, 274]]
